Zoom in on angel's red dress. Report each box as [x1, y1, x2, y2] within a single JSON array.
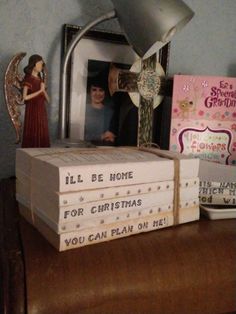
[[22, 74, 50, 148]]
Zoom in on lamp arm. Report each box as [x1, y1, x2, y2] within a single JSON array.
[[60, 9, 117, 140]]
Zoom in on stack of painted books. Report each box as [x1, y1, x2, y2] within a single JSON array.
[[16, 147, 200, 251], [198, 160, 236, 219]]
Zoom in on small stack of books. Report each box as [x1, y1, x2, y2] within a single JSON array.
[[16, 147, 200, 251], [198, 160, 236, 219]]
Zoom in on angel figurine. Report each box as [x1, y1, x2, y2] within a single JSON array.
[[4, 53, 50, 147]]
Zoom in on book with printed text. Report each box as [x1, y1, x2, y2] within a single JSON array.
[[16, 183, 199, 233], [16, 147, 199, 192], [16, 177, 198, 208], [19, 204, 199, 251], [16, 146, 200, 250], [198, 159, 236, 206]]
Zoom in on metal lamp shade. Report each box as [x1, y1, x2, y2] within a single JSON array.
[[111, 0, 194, 58]]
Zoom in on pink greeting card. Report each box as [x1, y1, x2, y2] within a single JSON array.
[[169, 75, 236, 165]]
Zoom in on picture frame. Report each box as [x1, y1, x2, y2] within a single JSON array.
[[62, 23, 170, 146]]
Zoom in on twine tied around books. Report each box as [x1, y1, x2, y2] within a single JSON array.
[[27, 146, 180, 226], [138, 146, 180, 225]]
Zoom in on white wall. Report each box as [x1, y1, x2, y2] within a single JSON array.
[[0, 0, 236, 179]]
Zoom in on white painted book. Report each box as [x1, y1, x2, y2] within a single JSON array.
[[17, 177, 199, 208], [16, 147, 200, 192], [19, 203, 199, 251], [199, 160, 236, 183], [16, 178, 199, 222], [17, 188, 199, 233], [26, 201, 199, 234]]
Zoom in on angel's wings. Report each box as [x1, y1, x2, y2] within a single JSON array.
[[4, 52, 26, 144]]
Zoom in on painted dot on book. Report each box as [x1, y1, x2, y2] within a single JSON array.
[[148, 187, 152, 192], [115, 192, 119, 196], [127, 190, 130, 195], [157, 186, 161, 190], [138, 212, 141, 216], [193, 201, 196, 205], [158, 208, 161, 212], [116, 216, 120, 220], [149, 209, 153, 214], [63, 200, 68, 205], [100, 220, 104, 224], [126, 214, 130, 218], [185, 183, 188, 187], [138, 189, 141, 193], [100, 194, 104, 198], [79, 197, 84, 202], [61, 226, 66, 230], [168, 205, 171, 209], [76, 224, 80, 228], [166, 185, 170, 189]]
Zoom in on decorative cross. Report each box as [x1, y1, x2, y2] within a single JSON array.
[[109, 53, 163, 146]]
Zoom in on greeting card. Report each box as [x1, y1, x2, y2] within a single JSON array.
[[169, 75, 236, 165]]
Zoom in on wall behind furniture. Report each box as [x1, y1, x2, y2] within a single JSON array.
[[169, 0, 236, 77], [0, 0, 235, 179]]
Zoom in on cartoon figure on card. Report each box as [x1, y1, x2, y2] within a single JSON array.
[[4, 52, 50, 148], [177, 97, 196, 120]]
